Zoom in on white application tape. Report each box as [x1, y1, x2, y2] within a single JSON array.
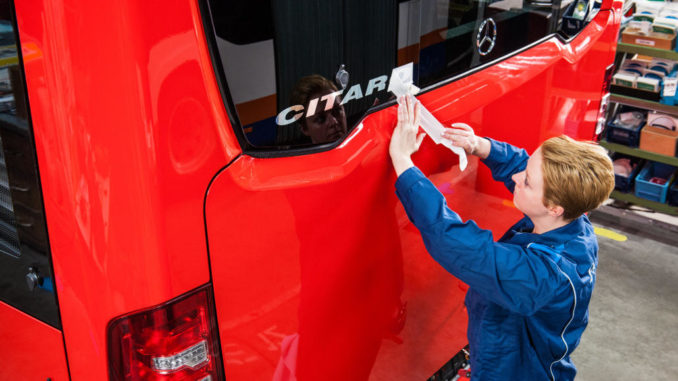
[[388, 63, 468, 171]]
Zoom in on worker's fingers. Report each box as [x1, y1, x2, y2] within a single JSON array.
[[444, 125, 474, 142], [397, 95, 417, 132], [398, 100, 406, 117], [416, 131, 426, 149], [403, 95, 409, 118], [447, 137, 465, 147], [397, 104, 407, 129], [451, 122, 474, 133], [413, 101, 420, 128], [444, 126, 472, 135], [442, 130, 472, 142], [443, 130, 472, 146], [443, 128, 469, 136]]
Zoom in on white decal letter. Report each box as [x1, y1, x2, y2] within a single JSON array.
[[366, 75, 388, 96], [306, 97, 319, 118], [276, 105, 304, 125], [321, 90, 344, 111], [341, 84, 364, 105]]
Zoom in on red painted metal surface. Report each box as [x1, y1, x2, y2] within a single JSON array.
[[9, 0, 621, 379], [204, 7, 621, 381], [0, 302, 69, 380], [13, 0, 240, 379]]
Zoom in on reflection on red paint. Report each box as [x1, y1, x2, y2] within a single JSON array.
[[8, 0, 622, 379], [503, 199, 517, 209], [205, 7, 621, 378]]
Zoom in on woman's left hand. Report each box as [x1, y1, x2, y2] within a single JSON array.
[[389, 95, 425, 176]]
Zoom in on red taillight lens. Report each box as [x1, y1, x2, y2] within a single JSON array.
[[602, 64, 614, 94], [108, 285, 224, 381], [596, 64, 615, 137]]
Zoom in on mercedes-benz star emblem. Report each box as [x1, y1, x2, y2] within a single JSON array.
[[476, 18, 497, 56]]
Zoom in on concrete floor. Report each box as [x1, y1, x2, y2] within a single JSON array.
[[571, 214, 678, 381]]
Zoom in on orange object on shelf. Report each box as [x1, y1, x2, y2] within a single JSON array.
[[639, 125, 678, 156], [621, 27, 677, 51]]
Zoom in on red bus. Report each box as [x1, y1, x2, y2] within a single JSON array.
[[0, 0, 620, 380]]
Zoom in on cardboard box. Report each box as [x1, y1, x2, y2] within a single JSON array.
[[639, 125, 678, 156], [622, 27, 676, 50]]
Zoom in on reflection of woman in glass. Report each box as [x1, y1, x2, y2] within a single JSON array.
[[290, 75, 347, 144]]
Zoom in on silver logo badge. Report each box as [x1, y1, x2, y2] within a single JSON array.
[[476, 18, 497, 56]]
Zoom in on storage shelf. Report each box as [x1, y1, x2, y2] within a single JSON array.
[[617, 42, 678, 61], [609, 93, 678, 117], [607, 42, 678, 216], [609, 190, 678, 215], [599, 140, 678, 167]]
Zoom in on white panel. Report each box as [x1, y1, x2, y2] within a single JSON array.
[[398, 1, 422, 48], [217, 38, 276, 104], [489, 0, 525, 11], [420, 0, 449, 35]]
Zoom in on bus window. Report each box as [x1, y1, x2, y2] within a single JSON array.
[[202, 0, 566, 153], [205, 0, 397, 150], [407, 0, 561, 88]]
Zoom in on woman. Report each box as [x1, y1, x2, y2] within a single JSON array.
[[389, 95, 614, 380]]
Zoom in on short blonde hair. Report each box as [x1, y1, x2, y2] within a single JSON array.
[[541, 135, 614, 220]]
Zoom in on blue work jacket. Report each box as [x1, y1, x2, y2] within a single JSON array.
[[395, 139, 598, 380]]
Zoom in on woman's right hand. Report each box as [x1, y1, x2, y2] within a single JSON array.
[[442, 123, 479, 154], [442, 123, 491, 159]]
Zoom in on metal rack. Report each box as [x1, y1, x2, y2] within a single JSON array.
[[599, 140, 678, 215], [603, 44, 678, 215]]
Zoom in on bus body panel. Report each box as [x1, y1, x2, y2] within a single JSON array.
[[3, 0, 621, 379], [13, 0, 241, 379], [205, 7, 620, 381], [0, 301, 70, 380]]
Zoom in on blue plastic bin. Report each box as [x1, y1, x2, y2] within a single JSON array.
[[611, 154, 644, 193], [634, 162, 677, 203]]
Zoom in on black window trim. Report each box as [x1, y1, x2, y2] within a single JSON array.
[[0, 0, 64, 331]]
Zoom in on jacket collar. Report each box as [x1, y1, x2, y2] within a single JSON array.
[[503, 214, 589, 248]]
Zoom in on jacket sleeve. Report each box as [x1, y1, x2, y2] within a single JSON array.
[[481, 138, 530, 193], [395, 167, 564, 316]]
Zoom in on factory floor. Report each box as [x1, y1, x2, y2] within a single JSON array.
[[571, 204, 678, 381]]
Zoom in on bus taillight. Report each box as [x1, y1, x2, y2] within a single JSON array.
[[107, 285, 224, 381]]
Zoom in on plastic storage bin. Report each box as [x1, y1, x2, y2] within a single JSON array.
[[611, 154, 644, 193], [634, 162, 677, 203], [605, 106, 646, 147]]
